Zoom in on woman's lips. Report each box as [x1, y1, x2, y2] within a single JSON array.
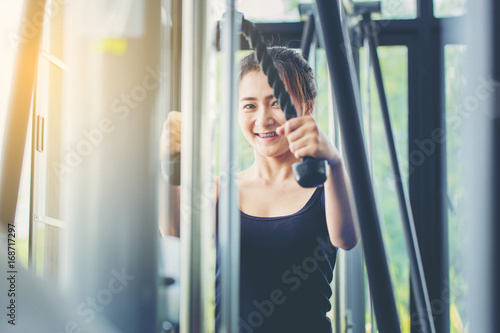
[[255, 132, 278, 142]]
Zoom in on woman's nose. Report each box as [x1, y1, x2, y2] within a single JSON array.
[[255, 106, 275, 127]]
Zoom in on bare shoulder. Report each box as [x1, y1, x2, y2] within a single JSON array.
[[215, 168, 252, 202], [236, 168, 251, 183]]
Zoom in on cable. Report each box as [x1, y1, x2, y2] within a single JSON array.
[[241, 17, 328, 188], [241, 18, 298, 120]]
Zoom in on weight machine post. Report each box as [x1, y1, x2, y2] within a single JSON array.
[[218, 4, 241, 333], [362, 12, 436, 333], [314, 0, 401, 331]]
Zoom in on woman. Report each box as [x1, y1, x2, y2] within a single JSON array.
[[160, 46, 358, 332]]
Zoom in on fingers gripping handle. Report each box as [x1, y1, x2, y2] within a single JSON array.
[[292, 157, 329, 188], [241, 17, 328, 187]]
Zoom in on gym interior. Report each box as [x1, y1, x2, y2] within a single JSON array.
[[0, 0, 498, 332]]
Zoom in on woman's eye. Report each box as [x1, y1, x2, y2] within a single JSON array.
[[271, 101, 279, 107], [243, 104, 256, 110]]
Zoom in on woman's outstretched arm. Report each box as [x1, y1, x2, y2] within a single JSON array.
[[277, 115, 359, 250], [323, 159, 358, 250]]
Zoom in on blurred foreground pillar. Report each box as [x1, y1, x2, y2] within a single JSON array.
[[62, 1, 161, 332]]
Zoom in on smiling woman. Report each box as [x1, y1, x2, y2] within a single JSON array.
[[238, 70, 291, 158], [158, 43, 358, 332], [222, 46, 358, 332]]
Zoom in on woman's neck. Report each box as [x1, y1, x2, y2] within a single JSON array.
[[248, 151, 299, 184]]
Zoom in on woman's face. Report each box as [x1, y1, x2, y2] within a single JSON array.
[[238, 70, 303, 158]]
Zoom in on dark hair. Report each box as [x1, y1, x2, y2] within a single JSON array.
[[239, 46, 317, 112]]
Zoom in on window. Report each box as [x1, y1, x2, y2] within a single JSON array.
[[445, 44, 468, 333], [235, 0, 310, 23], [360, 45, 411, 332], [357, 0, 417, 19], [434, 0, 467, 18], [31, 0, 68, 282]]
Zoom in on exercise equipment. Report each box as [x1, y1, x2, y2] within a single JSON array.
[[315, 0, 402, 331], [357, 5, 436, 333], [241, 17, 328, 188], [168, 16, 328, 188]]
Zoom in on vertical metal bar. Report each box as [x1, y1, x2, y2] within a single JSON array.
[[364, 31, 376, 333], [332, 253, 343, 333], [363, 15, 436, 333], [345, 247, 365, 333], [363, 30, 372, 174], [325, 52, 345, 333], [410, 3, 448, 332], [300, 14, 315, 61], [464, 0, 499, 332], [170, 0, 183, 112], [417, 0, 434, 19], [314, 0, 401, 331], [343, 24, 366, 333], [201, 15, 218, 331], [309, 35, 317, 76], [0, 0, 46, 230], [180, 0, 211, 331], [218, 3, 241, 333]]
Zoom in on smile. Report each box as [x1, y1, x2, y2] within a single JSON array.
[[255, 132, 278, 138], [255, 132, 278, 142]]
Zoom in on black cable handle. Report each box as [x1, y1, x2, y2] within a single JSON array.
[[241, 17, 328, 188]]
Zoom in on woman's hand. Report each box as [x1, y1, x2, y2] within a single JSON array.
[[159, 110, 182, 161], [276, 115, 341, 166]]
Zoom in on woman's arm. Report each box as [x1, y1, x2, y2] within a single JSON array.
[[159, 111, 182, 238], [277, 115, 359, 250], [158, 185, 181, 238], [323, 159, 358, 250], [158, 111, 220, 238]]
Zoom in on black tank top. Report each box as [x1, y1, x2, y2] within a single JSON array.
[[216, 186, 337, 333]]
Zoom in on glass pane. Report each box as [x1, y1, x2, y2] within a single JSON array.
[[30, 0, 67, 281], [230, 0, 417, 22], [36, 223, 46, 277], [445, 44, 468, 333], [434, 0, 467, 18], [354, 0, 417, 20], [313, 49, 331, 141], [34, 0, 66, 222], [36, 57, 65, 219], [235, 0, 310, 23], [360, 45, 410, 332], [43, 62, 65, 220]]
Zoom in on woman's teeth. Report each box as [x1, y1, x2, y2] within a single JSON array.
[[256, 132, 277, 138]]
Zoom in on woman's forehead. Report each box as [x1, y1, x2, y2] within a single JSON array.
[[239, 70, 273, 95]]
